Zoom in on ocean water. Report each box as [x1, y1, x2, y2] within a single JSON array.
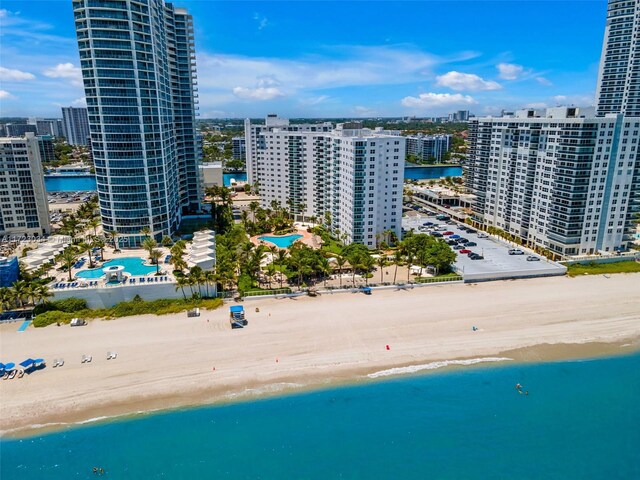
[[404, 165, 462, 180], [44, 175, 97, 192], [2, 353, 639, 479]]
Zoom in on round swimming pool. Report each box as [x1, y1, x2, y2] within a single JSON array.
[[257, 234, 303, 248], [76, 257, 156, 278]]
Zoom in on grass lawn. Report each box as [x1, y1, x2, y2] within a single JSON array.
[[566, 260, 640, 277]]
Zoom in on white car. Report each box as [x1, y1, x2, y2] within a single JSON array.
[[477, 232, 488, 238]]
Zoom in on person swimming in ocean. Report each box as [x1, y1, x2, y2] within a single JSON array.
[[515, 383, 522, 390]]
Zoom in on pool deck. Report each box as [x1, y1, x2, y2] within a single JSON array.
[[250, 227, 317, 249]]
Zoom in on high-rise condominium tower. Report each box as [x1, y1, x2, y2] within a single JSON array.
[[246, 116, 405, 247], [61, 107, 90, 146], [595, 0, 640, 116], [72, 0, 201, 244]]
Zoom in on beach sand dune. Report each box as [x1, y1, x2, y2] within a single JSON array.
[[1, 274, 639, 436]]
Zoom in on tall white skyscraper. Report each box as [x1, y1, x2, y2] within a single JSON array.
[[61, 106, 90, 146], [246, 116, 405, 247], [595, 0, 640, 116], [72, 0, 201, 244], [0, 133, 51, 237]]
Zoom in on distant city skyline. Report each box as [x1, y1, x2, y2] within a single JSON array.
[[1, 0, 607, 118]]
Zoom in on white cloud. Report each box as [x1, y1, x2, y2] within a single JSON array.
[[401, 92, 477, 109], [497, 63, 525, 80], [435, 71, 501, 92], [553, 95, 568, 104], [524, 102, 548, 109], [0, 66, 35, 81], [43, 63, 83, 86], [232, 86, 285, 101], [0, 9, 9, 18], [72, 97, 87, 106], [536, 77, 553, 86], [253, 13, 268, 31], [353, 105, 377, 117], [299, 95, 329, 106], [0, 90, 16, 99]]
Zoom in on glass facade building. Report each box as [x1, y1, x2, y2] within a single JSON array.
[[72, 0, 201, 245]]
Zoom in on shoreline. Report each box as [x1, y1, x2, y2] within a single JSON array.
[[3, 339, 638, 440], [2, 274, 639, 439]]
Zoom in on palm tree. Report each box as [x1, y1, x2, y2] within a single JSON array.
[[33, 284, 51, 305], [142, 238, 158, 265], [108, 230, 120, 252], [406, 253, 414, 282], [249, 201, 260, 222], [175, 274, 188, 300], [265, 263, 276, 289], [276, 250, 287, 288], [140, 226, 151, 242], [204, 270, 217, 298], [79, 238, 96, 269], [61, 214, 81, 240], [0, 287, 13, 313], [335, 256, 346, 288], [376, 256, 387, 284], [189, 266, 204, 297], [12, 280, 28, 308], [393, 249, 403, 284], [87, 217, 100, 236], [161, 235, 173, 247], [94, 237, 106, 261], [150, 249, 162, 275], [60, 248, 78, 281]]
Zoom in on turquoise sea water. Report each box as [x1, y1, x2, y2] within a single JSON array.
[[44, 167, 460, 193], [75, 257, 156, 279], [2, 353, 639, 479], [258, 234, 303, 248]]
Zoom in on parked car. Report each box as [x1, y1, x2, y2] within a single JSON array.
[[457, 238, 469, 244], [468, 253, 484, 260], [477, 232, 488, 238], [453, 244, 465, 250], [443, 231, 454, 236], [508, 249, 525, 255], [466, 229, 477, 234], [465, 242, 477, 247], [526, 255, 540, 261], [423, 222, 434, 227], [459, 249, 472, 254], [446, 239, 458, 246], [431, 232, 443, 237]]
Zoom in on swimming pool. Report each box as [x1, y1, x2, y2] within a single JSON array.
[[257, 234, 303, 248], [76, 257, 156, 278]]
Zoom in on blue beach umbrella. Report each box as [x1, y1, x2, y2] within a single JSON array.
[[33, 358, 45, 366], [0, 363, 5, 373], [4, 362, 15, 371], [20, 358, 35, 369]]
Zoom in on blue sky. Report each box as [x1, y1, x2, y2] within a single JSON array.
[[0, 0, 607, 118]]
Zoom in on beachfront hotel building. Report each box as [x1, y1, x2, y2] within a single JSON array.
[[245, 115, 405, 247], [61, 107, 90, 146], [0, 133, 51, 238], [72, 0, 201, 245], [405, 134, 452, 163], [466, 107, 640, 257]]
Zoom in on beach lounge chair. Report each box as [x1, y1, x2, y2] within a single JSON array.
[[8, 370, 17, 379], [58, 359, 64, 367], [81, 355, 92, 363], [107, 352, 117, 360], [17, 370, 24, 378], [53, 358, 59, 368], [139, 278, 145, 283]]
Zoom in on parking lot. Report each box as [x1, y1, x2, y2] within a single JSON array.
[[402, 208, 567, 282]]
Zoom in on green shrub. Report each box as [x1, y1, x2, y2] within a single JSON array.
[[33, 297, 88, 315], [32, 310, 75, 328]]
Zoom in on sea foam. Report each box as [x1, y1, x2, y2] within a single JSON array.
[[367, 357, 512, 379]]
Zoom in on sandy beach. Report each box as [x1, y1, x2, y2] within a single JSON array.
[[1, 273, 639, 437]]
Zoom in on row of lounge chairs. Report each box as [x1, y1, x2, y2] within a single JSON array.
[[2, 370, 25, 379], [52, 281, 99, 289], [52, 359, 65, 367], [128, 276, 169, 284]]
